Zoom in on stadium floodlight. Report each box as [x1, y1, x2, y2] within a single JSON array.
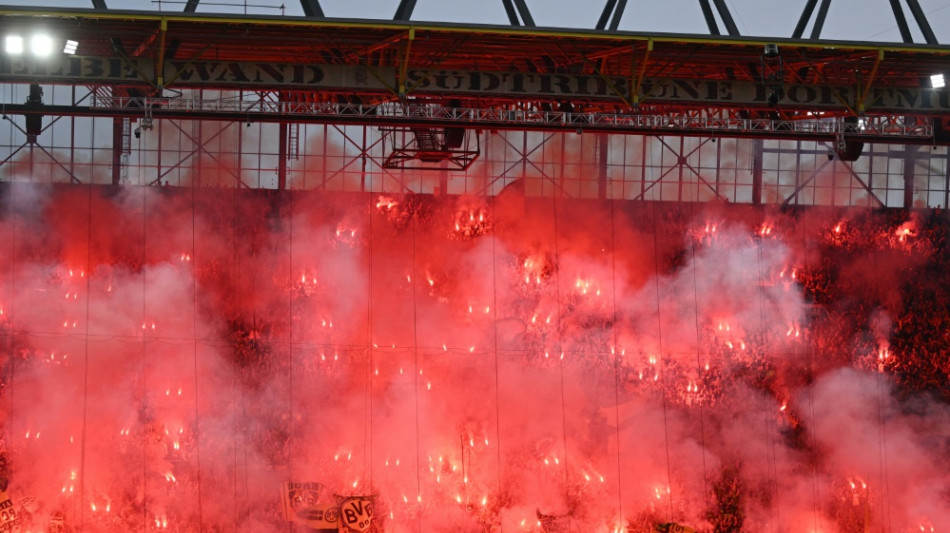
[[932, 73, 946, 89], [30, 34, 53, 57], [4, 35, 23, 55], [63, 40, 78, 54]]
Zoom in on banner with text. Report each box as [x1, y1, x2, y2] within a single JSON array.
[[2, 56, 948, 112], [280, 482, 339, 532]]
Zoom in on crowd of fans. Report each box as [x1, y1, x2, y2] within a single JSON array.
[[0, 189, 947, 532]]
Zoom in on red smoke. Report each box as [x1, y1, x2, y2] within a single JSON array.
[[0, 183, 946, 532]]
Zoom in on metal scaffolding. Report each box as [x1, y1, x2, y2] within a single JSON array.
[[0, 3, 949, 208], [2, 84, 948, 208]]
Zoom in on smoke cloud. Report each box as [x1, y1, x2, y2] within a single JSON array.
[[0, 182, 946, 532]]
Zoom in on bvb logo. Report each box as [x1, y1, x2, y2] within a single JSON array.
[[339, 497, 374, 532]]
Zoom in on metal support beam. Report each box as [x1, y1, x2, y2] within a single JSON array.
[[36, 144, 83, 184], [397, 27, 415, 96], [838, 156, 886, 207], [905, 0, 939, 44], [597, 0, 619, 30], [859, 48, 885, 113], [278, 122, 288, 190], [792, 0, 819, 38], [597, 133, 608, 199], [393, 0, 417, 21], [712, 0, 740, 36], [632, 40, 653, 105], [183, 0, 200, 12], [5, 99, 934, 145], [810, 0, 832, 39], [888, 0, 914, 43], [107, 38, 159, 90], [156, 20, 167, 89], [596, 0, 627, 31], [752, 138, 763, 205], [501, 0, 520, 26], [944, 148, 950, 210], [699, 0, 721, 35], [610, 0, 628, 30], [130, 28, 161, 58], [512, 0, 536, 27], [903, 144, 917, 208], [501, 0, 534, 26], [91, 0, 108, 9], [300, 0, 325, 18], [112, 118, 123, 185], [781, 153, 833, 206]]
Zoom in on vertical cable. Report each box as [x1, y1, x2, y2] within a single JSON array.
[[4, 181, 14, 474], [609, 196, 624, 527], [287, 192, 294, 533], [365, 192, 374, 499], [649, 197, 675, 521], [2, 177, 14, 513], [550, 163, 570, 497], [755, 230, 778, 533], [801, 215, 821, 531], [367, 192, 375, 494], [410, 203, 422, 532], [489, 186, 503, 511], [78, 181, 93, 529], [688, 202, 710, 517], [190, 180, 204, 527], [807, 349, 820, 531], [4, 181, 21, 514], [141, 186, 149, 530], [876, 372, 892, 531], [230, 178, 244, 526], [643, 136, 676, 519]]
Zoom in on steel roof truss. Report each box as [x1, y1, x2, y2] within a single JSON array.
[[300, 0, 325, 18]]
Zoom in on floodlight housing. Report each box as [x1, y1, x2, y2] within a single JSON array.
[[30, 34, 53, 57], [4, 35, 23, 55]]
